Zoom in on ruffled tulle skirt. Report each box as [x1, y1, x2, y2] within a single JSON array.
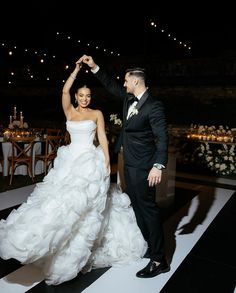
[[0, 144, 147, 285]]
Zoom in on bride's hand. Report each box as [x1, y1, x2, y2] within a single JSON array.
[[75, 61, 83, 70], [106, 163, 111, 176], [77, 55, 96, 69]]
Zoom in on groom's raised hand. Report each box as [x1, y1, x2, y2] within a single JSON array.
[[78, 55, 97, 70]]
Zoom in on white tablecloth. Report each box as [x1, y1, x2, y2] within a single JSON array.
[[1, 141, 44, 177]]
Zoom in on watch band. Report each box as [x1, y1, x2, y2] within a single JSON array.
[[153, 163, 165, 170]]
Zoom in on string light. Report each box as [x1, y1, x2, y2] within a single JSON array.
[[55, 31, 121, 57], [149, 19, 192, 51], [1, 30, 123, 85], [1, 19, 192, 86]]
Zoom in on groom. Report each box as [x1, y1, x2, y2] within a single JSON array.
[[80, 55, 170, 278]]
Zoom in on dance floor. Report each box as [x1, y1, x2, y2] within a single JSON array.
[[0, 174, 235, 293]]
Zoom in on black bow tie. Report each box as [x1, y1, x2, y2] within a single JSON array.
[[130, 96, 139, 103]]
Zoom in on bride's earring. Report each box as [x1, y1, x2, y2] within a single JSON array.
[[75, 99, 77, 104]]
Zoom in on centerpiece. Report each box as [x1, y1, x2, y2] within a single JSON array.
[[8, 105, 28, 129], [3, 106, 30, 140]]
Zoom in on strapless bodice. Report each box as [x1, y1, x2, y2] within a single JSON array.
[[66, 120, 96, 146]]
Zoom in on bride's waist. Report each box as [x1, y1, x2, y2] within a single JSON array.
[[69, 142, 95, 149]]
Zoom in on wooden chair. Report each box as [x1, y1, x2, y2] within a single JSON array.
[[63, 130, 71, 145], [34, 135, 64, 175], [7, 137, 36, 185], [46, 128, 62, 136]]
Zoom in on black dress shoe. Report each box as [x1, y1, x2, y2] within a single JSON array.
[[136, 259, 170, 278]]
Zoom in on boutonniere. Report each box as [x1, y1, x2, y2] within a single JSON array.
[[129, 106, 139, 117]]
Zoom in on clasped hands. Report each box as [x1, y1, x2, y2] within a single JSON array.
[[76, 55, 96, 69], [148, 168, 162, 187]]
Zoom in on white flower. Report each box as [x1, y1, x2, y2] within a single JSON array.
[[110, 114, 122, 127], [206, 156, 212, 162], [220, 164, 227, 171], [197, 142, 236, 175], [23, 122, 28, 128]]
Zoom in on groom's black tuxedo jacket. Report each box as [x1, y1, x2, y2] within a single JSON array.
[[95, 68, 169, 170]]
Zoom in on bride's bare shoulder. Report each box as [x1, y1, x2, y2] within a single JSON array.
[[90, 109, 103, 116]]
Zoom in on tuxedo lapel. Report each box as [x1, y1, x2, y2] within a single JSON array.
[[136, 91, 149, 111]]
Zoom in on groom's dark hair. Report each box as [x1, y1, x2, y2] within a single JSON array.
[[125, 67, 146, 82]]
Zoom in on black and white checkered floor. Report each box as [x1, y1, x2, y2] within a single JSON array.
[[0, 173, 236, 293]]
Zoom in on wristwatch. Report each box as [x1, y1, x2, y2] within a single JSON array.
[[153, 163, 165, 170]]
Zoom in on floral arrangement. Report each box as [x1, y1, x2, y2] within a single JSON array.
[[110, 106, 139, 128], [187, 124, 234, 142], [197, 142, 236, 175], [8, 120, 29, 129], [8, 106, 29, 129], [110, 114, 122, 127]]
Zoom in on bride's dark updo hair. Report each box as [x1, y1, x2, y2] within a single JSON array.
[[76, 84, 91, 93]]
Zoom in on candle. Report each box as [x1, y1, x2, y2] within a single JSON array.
[[223, 136, 229, 142], [10, 115, 12, 124], [13, 106, 17, 119], [20, 115, 24, 128], [20, 111, 23, 118]]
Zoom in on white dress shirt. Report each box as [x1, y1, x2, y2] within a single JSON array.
[[127, 91, 145, 119]]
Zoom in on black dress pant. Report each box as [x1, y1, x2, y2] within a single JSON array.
[[124, 165, 165, 262]]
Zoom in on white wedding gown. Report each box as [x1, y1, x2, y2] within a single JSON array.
[[0, 120, 147, 285]]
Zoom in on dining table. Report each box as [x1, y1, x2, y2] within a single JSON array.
[[0, 137, 45, 177]]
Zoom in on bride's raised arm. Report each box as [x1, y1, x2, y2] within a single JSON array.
[[62, 61, 82, 119]]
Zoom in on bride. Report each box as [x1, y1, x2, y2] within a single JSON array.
[[0, 60, 147, 285]]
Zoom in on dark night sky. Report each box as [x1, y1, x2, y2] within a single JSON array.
[[1, 1, 236, 127], [1, 1, 236, 59]]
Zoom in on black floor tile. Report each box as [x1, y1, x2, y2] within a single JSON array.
[[161, 187, 199, 222], [176, 175, 236, 190], [0, 205, 20, 220], [161, 255, 235, 293], [161, 192, 236, 293], [0, 258, 22, 278], [26, 267, 110, 293], [190, 191, 236, 267]]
